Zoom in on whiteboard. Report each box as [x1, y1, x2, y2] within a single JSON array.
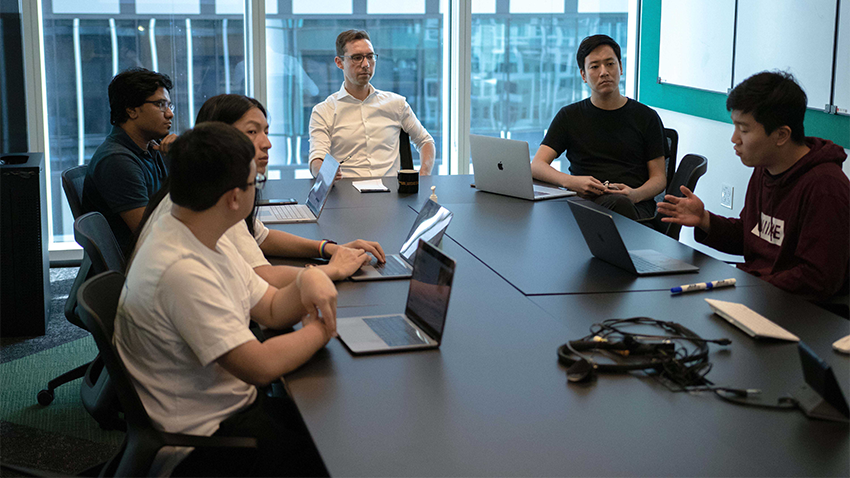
[[733, 0, 837, 111], [834, 0, 849, 114], [658, 0, 735, 93]]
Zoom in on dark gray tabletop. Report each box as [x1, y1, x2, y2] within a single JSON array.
[[268, 174, 849, 476], [440, 198, 765, 295]]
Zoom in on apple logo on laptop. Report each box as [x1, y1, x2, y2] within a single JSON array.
[[497, 161, 503, 170]]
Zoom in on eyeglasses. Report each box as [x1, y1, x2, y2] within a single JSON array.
[[143, 99, 175, 113], [343, 53, 378, 64], [247, 173, 266, 191]]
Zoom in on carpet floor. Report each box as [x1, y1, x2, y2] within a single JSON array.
[[1, 267, 122, 476]]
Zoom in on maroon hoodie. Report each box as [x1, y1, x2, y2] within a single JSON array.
[[696, 137, 849, 300]]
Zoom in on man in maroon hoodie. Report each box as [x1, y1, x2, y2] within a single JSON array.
[[657, 71, 848, 301]]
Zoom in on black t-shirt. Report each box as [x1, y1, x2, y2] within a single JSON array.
[[541, 98, 665, 191]]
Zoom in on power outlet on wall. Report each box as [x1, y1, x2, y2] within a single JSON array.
[[720, 184, 734, 209]]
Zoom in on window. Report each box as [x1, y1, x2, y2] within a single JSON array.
[[30, 0, 633, 248], [469, 0, 631, 171], [263, 0, 446, 179], [41, 0, 247, 243]]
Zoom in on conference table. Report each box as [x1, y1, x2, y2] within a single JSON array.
[[265, 174, 849, 477]]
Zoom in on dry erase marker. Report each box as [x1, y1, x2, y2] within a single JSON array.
[[671, 278, 736, 295]]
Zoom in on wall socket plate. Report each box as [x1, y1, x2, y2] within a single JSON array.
[[720, 183, 734, 209]]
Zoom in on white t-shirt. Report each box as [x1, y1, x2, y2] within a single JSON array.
[[115, 213, 269, 438], [135, 193, 271, 268]]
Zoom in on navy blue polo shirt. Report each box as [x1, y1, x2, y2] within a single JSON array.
[[82, 126, 168, 254]]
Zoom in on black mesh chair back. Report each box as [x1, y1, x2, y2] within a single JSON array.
[[663, 128, 678, 192], [74, 212, 126, 275], [61, 165, 88, 219], [400, 129, 414, 170], [655, 153, 708, 240], [78, 271, 257, 476]]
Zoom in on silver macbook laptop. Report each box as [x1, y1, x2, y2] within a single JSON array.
[[568, 200, 699, 276], [470, 134, 575, 201], [350, 200, 453, 281], [256, 157, 339, 224], [337, 240, 456, 355]]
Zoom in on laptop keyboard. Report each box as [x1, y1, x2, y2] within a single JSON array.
[[375, 256, 411, 276], [364, 315, 427, 347], [629, 253, 666, 273], [264, 205, 313, 220]]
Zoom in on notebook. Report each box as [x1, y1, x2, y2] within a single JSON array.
[[350, 200, 453, 281], [256, 157, 339, 224], [470, 134, 575, 201], [568, 200, 699, 275], [705, 299, 799, 341], [337, 240, 456, 355]]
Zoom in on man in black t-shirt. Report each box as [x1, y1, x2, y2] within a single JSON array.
[[531, 35, 666, 220]]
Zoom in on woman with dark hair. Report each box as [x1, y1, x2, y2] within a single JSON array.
[[134, 94, 385, 287]]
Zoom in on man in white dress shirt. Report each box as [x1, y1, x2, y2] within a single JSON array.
[[308, 29, 436, 178]]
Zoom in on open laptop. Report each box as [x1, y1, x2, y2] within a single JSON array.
[[337, 240, 456, 354], [350, 200, 453, 281], [470, 134, 575, 201], [568, 200, 699, 275], [256, 156, 339, 224]]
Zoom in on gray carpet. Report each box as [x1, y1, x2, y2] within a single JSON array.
[[0, 267, 121, 476]]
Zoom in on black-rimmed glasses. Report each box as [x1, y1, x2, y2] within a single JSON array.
[[342, 53, 378, 64], [143, 99, 175, 113]]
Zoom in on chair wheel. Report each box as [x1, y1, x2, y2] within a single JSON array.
[[37, 389, 54, 406]]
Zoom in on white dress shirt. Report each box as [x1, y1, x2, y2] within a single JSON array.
[[309, 83, 434, 178]]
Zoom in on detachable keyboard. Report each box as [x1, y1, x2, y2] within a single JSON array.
[[374, 256, 412, 276], [264, 205, 313, 220], [705, 299, 799, 341], [630, 253, 667, 273]]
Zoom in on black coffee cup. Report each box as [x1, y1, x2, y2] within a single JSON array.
[[398, 169, 419, 194]]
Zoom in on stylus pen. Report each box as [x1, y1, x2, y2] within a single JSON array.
[[671, 278, 736, 295]]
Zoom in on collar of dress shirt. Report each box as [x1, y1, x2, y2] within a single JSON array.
[[337, 82, 377, 102]]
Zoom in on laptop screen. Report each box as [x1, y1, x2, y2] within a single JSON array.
[[405, 240, 456, 342], [305, 156, 339, 216], [399, 200, 453, 264]]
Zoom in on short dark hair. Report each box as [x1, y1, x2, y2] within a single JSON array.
[[336, 30, 371, 58], [108, 67, 173, 125], [726, 71, 807, 143], [196, 94, 267, 125], [169, 122, 255, 212], [576, 34, 621, 72]]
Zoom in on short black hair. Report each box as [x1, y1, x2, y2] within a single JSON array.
[[576, 34, 621, 72], [336, 30, 371, 58], [196, 94, 267, 125], [169, 122, 255, 212], [727, 71, 807, 143], [108, 68, 173, 125]]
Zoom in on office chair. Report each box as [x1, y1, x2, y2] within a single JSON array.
[[644, 154, 709, 240], [77, 271, 257, 477], [36, 166, 92, 407], [662, 128, 678, 197], [400, 130, 414, 170]]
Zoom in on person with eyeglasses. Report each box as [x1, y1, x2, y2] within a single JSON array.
[[115, 123, 334, 476], [131, 94, 386, 287], [82, 67, 177, 253], [308, 29, 436, 178]]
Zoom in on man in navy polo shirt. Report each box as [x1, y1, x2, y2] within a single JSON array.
[[83, 68, 176, 253]]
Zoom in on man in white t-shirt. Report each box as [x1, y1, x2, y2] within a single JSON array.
[[115, 122, 334, 476], [308, 29, 436, 178]]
